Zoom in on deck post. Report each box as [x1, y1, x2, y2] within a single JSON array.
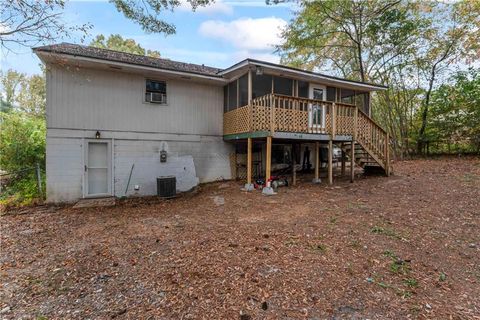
[[341, 143, 346, 176], [385, 133, 390, 177], [350, 140, 355, 183], [292, 143, 296, 186], [244, 137, 254, 191], [328, 140, 333, 185], [313, 141, 320, 184], [266, 136, 272, 182], [262, 136, 275, 195], [269, 94, 275, 135]]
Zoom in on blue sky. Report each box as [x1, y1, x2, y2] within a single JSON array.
[[1, 0, 295, 75]]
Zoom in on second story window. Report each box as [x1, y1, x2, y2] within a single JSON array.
[[145, 79, 167, 104]]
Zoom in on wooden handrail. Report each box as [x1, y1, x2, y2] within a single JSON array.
[[224, 93, 390, 173]]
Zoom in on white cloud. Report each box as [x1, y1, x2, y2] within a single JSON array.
[[178, 0, 233, 15], [232, 50, 280, 63], [198, 16, 287, 50]]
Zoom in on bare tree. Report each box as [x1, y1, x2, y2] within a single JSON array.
[[0, 0, 91, 50]]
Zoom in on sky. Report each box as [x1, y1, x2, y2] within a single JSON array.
[[0, 0, 295, 75]]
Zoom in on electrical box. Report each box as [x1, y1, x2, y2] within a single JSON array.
[[160, 150, 167, 163]]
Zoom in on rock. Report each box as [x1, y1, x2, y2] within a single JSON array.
[[425, 303, 432, 310], [240, 312, 251, 320], [213, 196, 225, 206], [468, 243, 476, 248], [0, 306, 11, 314]]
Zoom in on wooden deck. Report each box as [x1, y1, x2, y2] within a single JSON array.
[[224, 94, 391, 179]]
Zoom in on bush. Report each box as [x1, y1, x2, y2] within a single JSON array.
[[0, 111, 46, 208], [0, 111, 45, 171]]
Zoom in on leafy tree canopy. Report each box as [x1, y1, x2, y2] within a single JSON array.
[[90, 34, 161, 58], [109, 0, 213, 34], [0, 70, 45, 117]]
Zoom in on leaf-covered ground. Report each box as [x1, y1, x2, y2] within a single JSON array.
[[1, 157, 479, 319]]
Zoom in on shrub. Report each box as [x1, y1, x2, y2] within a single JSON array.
[[0, 111, 46, 207]]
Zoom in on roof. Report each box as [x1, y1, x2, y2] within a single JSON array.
[[34, 43, 222, 77], [33, 43, 387, 90], [220, 59, 389, 90]]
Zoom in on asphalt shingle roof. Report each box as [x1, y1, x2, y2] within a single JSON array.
[[34, 43, 222, 77]]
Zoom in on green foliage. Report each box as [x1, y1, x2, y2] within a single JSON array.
[[278, 0, 480, 157], [109, 0, 213, 34], [0, 171, 45, 207], [0, 69, 46, 117], [90, 34, 161, 58], [0, 111, 46, 206], [426, 68, 480, 153], [0, 111, 46, 172]]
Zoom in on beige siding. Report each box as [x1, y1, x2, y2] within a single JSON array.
[[47, 65, 223, 135]]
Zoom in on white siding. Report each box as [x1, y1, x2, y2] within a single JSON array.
[[47, 65, 224, 135], [46, 137, 84, 202], [45, 64, 233, 203]]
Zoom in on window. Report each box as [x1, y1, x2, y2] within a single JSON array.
[[298, 80, 309, 98], [228, 80, 237, 111], [274, 76, 293, 96], [252, 74, 272, 99], [326, 87, 336, 102], [239, 74, 248, 107], [145, 79, 167, 104]]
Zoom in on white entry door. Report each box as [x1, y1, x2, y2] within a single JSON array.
[[85, 141, 111, 197], [308, 85, 327, 130]]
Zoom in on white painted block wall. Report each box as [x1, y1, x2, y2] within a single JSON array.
[[46, 134, 233, 203]]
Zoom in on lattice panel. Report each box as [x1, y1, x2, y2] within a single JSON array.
[[251, 105, 270, 131], [335, 104, 356, 135], [223, 105, 251, 135]]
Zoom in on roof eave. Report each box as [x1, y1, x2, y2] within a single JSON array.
[[34, 49, 228, 83], [219, 59, 388, 91]]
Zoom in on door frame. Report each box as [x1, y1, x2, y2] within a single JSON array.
[[308, 83, 327, 129], [83, 139, 113, 198]]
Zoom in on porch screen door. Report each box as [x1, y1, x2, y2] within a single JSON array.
[[309, 87, 326, 130]]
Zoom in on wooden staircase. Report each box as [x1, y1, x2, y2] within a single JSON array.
[[341, 110, 391, 176]]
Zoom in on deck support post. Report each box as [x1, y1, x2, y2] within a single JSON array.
[[350, 140, 355, 183], [266, 136, 272, 182], [313, 141, 320, 184], [262, 136, 275, 195], [328, 140, 333, 185], [341, 143, 346, 176], [244, 137, 254, 191], [292, 143, 296, 186]]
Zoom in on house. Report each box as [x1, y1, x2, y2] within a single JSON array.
[[34, 43, 390, 203]]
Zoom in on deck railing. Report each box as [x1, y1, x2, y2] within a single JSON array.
[[223, 93, 390, 171]]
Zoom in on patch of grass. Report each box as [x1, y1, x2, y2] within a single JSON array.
[[398, 289, 413, 298], [403, 278, 418, 288], [390, 260, 411, 275], [371, 226, 402, 240], [383, 250, 397, 259]]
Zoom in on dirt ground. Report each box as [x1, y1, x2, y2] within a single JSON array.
[[1, 157, 479, 319]]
